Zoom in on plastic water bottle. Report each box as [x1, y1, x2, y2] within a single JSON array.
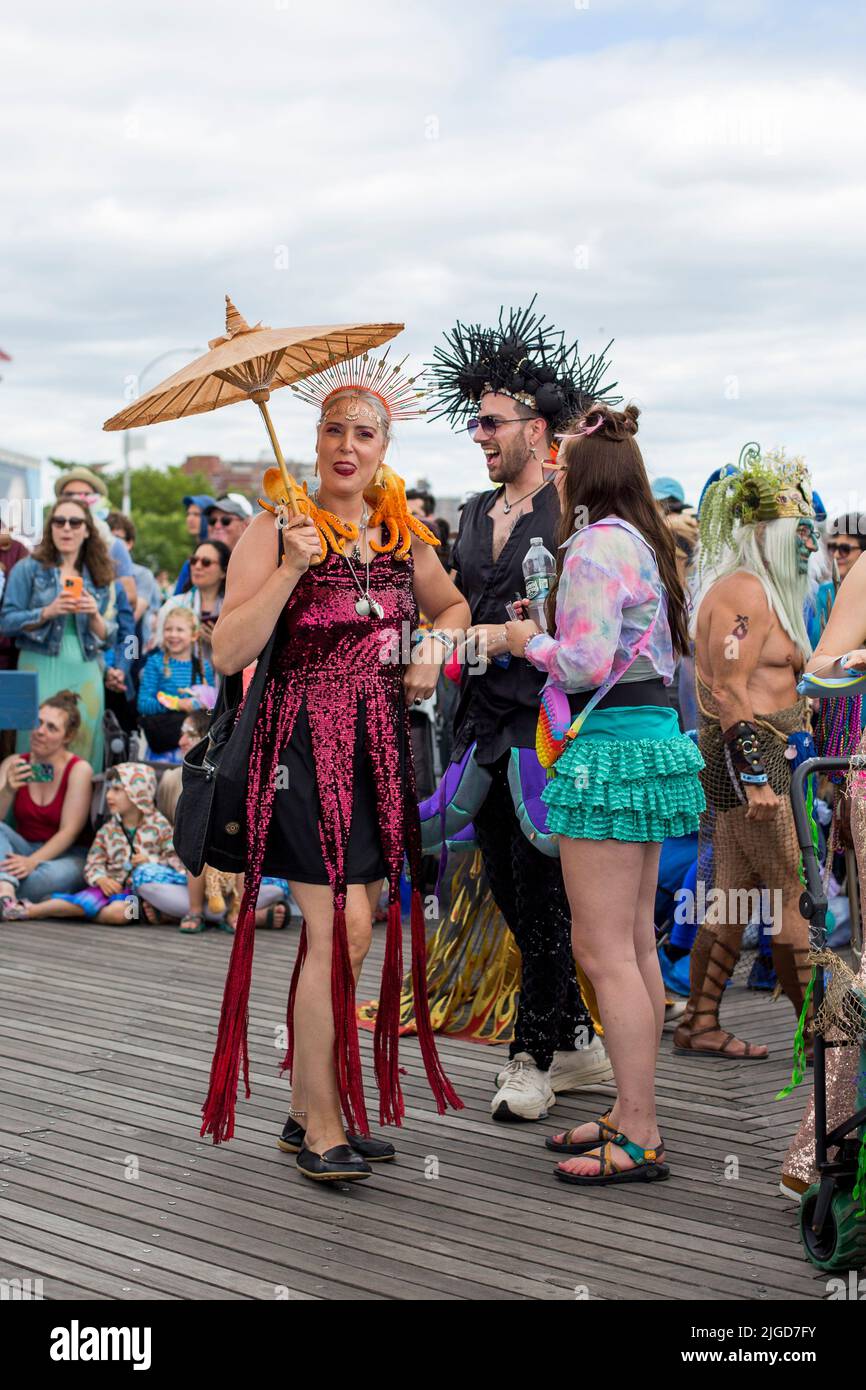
[[522, 536, 556, 632]]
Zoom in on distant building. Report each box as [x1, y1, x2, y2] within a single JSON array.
[[181, 453, 316, 498], [179, 455, 464, 530], [0, 447, 44, 542]]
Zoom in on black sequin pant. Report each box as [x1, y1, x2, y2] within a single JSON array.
[[473, 753, 591, 1071]]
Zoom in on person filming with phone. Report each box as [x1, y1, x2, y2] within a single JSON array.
[[0, 498, 117, 771], [0, 691, 93, 918]]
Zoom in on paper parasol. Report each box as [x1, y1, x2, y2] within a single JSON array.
[[103, 296, 405, 513]]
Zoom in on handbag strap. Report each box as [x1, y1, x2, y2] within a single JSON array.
[[563, 521, 664, 742], [212, 525, 285, 753]]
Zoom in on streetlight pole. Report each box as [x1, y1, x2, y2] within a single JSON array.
[[121, 347, 201, 515]]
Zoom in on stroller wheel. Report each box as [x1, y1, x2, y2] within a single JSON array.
[[800, 1183, 866, 1271]]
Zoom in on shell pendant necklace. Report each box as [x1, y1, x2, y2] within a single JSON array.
[[318, 492, 383, 619]]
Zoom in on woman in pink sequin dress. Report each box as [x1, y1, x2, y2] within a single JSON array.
[[200, 369, 469, 1181]]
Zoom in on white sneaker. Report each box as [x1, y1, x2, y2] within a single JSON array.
[[490, 1053, 556, 1122], [548, 1036, 615, 1093]]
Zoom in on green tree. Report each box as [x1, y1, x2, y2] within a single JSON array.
[[105, 466, 213, 577]]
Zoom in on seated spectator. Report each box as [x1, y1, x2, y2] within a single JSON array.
[[156, 539, 229, 669], [149, 712, 288, 932], [14, 762, 181, 926], [0, 691, 93, 916], [136, 606, 215, 760], [0, 502, 117, 771]]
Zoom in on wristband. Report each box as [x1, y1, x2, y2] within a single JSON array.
[[723, 720, 769, 790], [423, 628, 456, 657]]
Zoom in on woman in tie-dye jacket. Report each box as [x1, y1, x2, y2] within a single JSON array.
[[505, 403, 704, 1190]]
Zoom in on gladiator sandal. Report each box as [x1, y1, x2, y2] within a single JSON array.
[[672, 925, 769, 1060], [770, 942, 815, 1055]]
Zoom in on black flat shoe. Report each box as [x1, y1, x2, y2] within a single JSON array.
[[346, 1133, 396, 1163], [277, 1117, 307, 1153], [295, 1144, 372, 1182], [278, 1116, 396, 1162]]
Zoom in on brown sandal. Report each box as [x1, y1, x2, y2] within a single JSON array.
[[673, 929, 768, 1060]]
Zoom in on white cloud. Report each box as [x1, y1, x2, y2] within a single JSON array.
[[1, 0, 865, 511]]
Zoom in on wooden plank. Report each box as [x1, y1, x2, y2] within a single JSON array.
[[0, 919, 829, 1301]]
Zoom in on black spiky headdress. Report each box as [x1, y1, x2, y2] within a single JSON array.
[[426, 297, 620, 433]]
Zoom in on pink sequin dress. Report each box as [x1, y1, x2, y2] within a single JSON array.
[[200, 546, 461, 1143]]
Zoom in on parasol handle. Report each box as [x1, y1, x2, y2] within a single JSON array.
[[252, 395, 298, 516]]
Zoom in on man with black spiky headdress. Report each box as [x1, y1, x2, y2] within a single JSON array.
[[426, 300, 620, 1121]]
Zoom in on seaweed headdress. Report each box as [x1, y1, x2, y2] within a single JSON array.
[[425, 296, 620, 437], [699, 442, 814, 571]]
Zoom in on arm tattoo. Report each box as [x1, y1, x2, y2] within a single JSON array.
[[731, 614, 749, 640]]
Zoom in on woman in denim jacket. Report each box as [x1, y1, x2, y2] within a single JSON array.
[[0, 499, 117, 771]]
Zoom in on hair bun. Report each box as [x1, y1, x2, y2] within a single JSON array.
[[577, 401, 639, 441]]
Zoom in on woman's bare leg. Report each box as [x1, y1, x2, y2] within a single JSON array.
[[634, 842, 665, 1046], [288, 879, 382, 1150], [555, 838, 662, 1173]]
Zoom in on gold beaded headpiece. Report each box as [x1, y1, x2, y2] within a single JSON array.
[[289, 349, 427, 426]]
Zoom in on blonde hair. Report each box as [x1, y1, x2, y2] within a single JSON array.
[[160, 605, 200, 678]]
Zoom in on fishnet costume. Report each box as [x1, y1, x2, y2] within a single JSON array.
[[696, 675, 808, 895], [674, 676, 812, 1056], [783, 728, 866, 1187]]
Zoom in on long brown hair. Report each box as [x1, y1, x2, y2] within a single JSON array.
[[546, 403, 690, 658], [34, 500, 115, 588]]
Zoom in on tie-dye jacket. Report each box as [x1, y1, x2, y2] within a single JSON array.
[[83, 764, 183, 888], [525, 515, 674, 693]]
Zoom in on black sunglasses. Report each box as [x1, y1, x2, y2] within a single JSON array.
[[827, 542, 858, 558], [466, 414, 538, 436], [52, 516, 87, 530]]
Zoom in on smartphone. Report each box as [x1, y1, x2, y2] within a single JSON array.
[[30, 762, 55, 782], [63, 575, 84, 601]]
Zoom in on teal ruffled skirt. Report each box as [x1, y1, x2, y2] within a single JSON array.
[[542, 705, 706, 843]]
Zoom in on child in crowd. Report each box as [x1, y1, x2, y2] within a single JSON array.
[[137, 606, 215, 760], [15, 763, 181, 925], [147, 710, 289, 933]]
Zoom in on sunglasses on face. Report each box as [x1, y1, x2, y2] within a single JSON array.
[[466, 415, 538, 437], [208, 515, 236, 529], [191, 555, 217, 568], [826, 541, 858, 558], [52, 516, 86, 530]]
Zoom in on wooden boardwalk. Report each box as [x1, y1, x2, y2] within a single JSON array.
[[0, 918, 833, 1301]]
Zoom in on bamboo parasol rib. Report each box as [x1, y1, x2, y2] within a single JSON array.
[[103, 296, 405, 512]]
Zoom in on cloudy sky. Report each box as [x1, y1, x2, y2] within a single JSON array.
[[3, 0, 865, 510]]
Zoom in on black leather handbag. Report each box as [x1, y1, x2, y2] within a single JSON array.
[[172, 622, 279, 875], [173, 534, 283, 875]]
